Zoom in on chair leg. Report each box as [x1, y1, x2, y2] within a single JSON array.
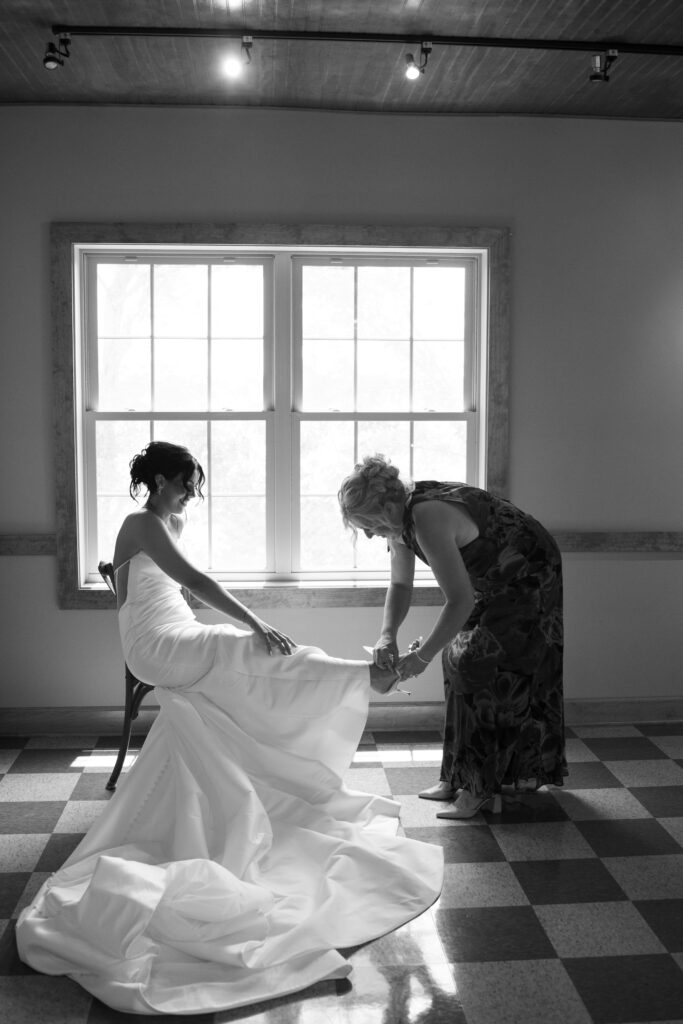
[[131, 682, 154, 721], [106, 673, 136, 792]]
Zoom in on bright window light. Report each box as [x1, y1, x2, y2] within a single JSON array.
[[353, 749, 412, 763], [351, 748, 443, 764], [71, 753, 137, 769]]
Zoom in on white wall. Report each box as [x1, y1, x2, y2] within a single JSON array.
[[1, 106, 682, 708]]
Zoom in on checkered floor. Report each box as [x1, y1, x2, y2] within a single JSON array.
[[2, 723, 683, 1023]]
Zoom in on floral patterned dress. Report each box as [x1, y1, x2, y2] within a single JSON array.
[[402, 482, 566, 794]]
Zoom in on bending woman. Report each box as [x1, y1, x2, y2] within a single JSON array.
[[339, 455, 566, 820], [17, 442, 443, 1016]]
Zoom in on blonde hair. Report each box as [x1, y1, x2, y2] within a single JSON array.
[[338, 454, 409, 532]]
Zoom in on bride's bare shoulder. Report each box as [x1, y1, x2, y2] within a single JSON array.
[[120, 509, 155, 535], [114, 510, 158, 566]]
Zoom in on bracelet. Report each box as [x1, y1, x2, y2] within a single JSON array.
[[414, 651, 431, 666]]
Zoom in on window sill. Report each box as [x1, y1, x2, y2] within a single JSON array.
[[69, 579, 444, 611]]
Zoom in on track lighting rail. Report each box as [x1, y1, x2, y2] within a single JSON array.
[[49, 24, 683, 58], [44, 24, 683, 87]]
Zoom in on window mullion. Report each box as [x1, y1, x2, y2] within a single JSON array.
[[409, 266, 415, 480], [353, 266, 359, 570], [273, 254, 294, 575], [207, 267, 213, 567], [150, 264, 156, 428]]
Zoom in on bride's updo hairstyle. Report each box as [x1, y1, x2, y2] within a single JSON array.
[[129, 441, 205, 500], [338, 454, 409, 533]]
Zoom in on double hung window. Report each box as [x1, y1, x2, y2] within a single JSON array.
[[54, 226, 509, 606]]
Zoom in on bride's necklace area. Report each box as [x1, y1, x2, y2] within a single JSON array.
[[143, 502, 170, 524]]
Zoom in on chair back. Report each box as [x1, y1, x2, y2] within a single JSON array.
[[96, 559, 152, 791], [98, 560, 117, 596]]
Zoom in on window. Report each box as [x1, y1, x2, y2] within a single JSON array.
[[53, 225, 509, 608]]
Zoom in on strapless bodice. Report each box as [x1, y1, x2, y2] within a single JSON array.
[[118, 551, 196, 653]]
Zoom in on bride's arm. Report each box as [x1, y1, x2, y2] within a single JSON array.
[[168, 514, 195, 607], [168, 513, 207, 609], [133, 513, 294, 654]]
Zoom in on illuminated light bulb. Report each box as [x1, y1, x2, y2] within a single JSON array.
[[222, 55, 242, 79], [43, 45, 63, 70], [405, 54, 420, 80]]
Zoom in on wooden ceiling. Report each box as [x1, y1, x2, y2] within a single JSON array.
[[2, 1, 683, 119]]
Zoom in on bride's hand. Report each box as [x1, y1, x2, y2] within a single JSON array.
[[246, 615, 295, 655]]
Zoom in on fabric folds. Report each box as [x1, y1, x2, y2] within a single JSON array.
[[16, 553, 443, 1015]]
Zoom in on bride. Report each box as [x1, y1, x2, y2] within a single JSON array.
[[16, 441, 443, 1016]]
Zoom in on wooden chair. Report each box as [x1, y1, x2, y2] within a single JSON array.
[[98, 561, 154, 791]]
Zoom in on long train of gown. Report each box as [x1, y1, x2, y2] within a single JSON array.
[[16, 553, 443, 1016]]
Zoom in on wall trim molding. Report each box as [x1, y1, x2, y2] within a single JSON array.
[[553, 531, 683, 554], [0, 533, 57, 556], [1, 698, 682, 736], [3, 530, 683, 560]]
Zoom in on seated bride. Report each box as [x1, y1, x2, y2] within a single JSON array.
[[16, 441, 443, 1016]]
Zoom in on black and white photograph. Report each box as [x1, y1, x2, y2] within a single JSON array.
[[1, 3, 683, 1022]]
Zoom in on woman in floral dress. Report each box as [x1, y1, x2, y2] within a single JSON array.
[[338, 455, 566, 819]]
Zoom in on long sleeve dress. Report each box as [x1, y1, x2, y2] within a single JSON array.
[[16, 551, 443, 1016], [402, 482, 566, 795]]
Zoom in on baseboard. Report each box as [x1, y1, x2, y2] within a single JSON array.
[[375, 698, 683, 728], [562, 697, 683, 725], [367, 702, 444, 730], [0, 706, 161, 736], [2, 697, 683, 736]]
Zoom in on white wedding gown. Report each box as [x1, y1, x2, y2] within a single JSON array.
[[16, 553, 443, 1015]]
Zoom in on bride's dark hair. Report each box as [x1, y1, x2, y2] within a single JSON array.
[[129, 442, 205, 500], [338, 454, 409, 531]]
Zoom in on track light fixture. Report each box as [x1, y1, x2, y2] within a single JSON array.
[[43, 33, 71, 70], [42, 25, 683, 92], [405, 41, 432, 80], [589, 48, 618, 83], [222, 35, 253, 79]]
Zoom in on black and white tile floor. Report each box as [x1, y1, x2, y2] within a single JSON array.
[[2, 722, 683, 1023]]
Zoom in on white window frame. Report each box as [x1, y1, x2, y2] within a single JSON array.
[[288, 252, 486, 580], [76, 250, 277, 586], [52, 224, 510, 609]]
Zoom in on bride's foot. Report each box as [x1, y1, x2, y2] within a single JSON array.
[[418, 781, 458, 801], [369, 663, 400, 694], [436, 789, 502, 819]]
